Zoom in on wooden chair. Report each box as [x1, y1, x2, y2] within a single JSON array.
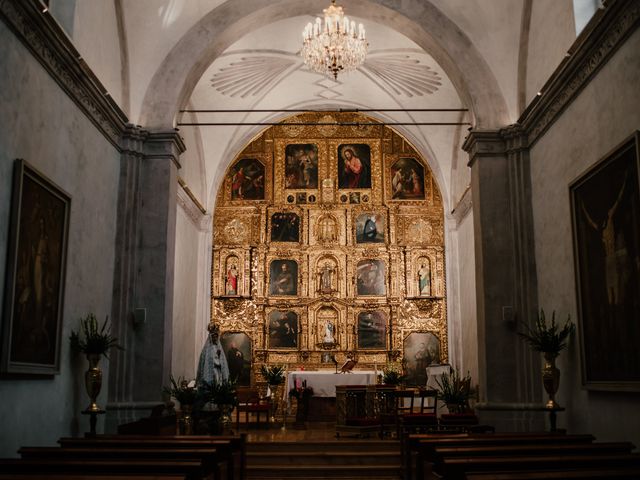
[[235, 387, 270, 429], [398, 389, 438, 438]]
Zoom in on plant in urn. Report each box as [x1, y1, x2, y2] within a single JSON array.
[[261, 364, 285, 423], [70, 314, 122, 433], [519, 310, 574, 409]]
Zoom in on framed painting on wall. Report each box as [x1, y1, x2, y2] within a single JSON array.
[[356, 259, 386, 296], [1, 159, 71, 375], [403, 332, 441, 386], [221, 332, 252, 386], [229, 158, 265, 200], [338, 144, 371, 189], [285, 144, 318, 189], [570, 131, 640, 391], [268, 259, 298, 296], [268, 310, 298, 349], [357, 311, 387, 349]]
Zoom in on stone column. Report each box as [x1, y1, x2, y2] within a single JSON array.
[[463, 127, 542, 431], [107, 125, 185, 430]]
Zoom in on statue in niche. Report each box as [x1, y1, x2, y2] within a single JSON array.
[[225, 259, 239, 295], [323, 320, 335, 344], [318, 262, 336, 293], [418, 259, 431, 296]]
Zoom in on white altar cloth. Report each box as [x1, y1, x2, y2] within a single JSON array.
[[286, 370, 377, 397]]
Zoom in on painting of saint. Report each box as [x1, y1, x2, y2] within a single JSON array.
[[417, 258, 431, 296], [357, 311, 387, 349], [356, 259, 385, 296], [285, 144, 318, 189], [269, 260, 298, 296], [570, 133, 640, 387], [225, 257, 240, 295], [391, 158, 426, 200], [268, 311, 298, 349], [356, 213, 385, 243], [230, 158, 265, 200], [403, 332, 441, 386], [338, 144, 371, 189], [221, 332, 252, 386], [270, 212, 300, 242]]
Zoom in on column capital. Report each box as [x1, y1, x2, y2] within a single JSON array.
[[500, 123, 528, 154], [143, 130, 186, 169], [462, 129, 506, 167]]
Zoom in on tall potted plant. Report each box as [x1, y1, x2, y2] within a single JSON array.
[[163, 376, 197, 435], [70, 314, 122, 413], [199, 379, 238, 430], [261, 364, 285, 422], [518, 309, 574, 409], [435, 368, 474, 414]]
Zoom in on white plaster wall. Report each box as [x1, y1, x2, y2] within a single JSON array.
[[73, 0, 124, 108], [0, 22, 120, 456], [171, 206, 202, 379], [457, 212, 479, 386], [530, 27, 640, 445], [526, 0, 576, 106], [178, 111, 207, 207]]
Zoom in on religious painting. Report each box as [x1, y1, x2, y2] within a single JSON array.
[[1, 159, 71, 375], [268, 310, 298, 349], [355, 213, 385, 243], [391, 157, 426, 200], [403, 332, 441, 386], [357, 311, 387, 349], [285, 144, 318, 189], [270, 212, 300, 242], [570, 132, 640, 390], [417, 257, 431, 296], [230, 158, 265, 200], [268, 260, 298, 296], [338, 144, 371, 189], [356, 259, 386, 296], [224, 256, 240, 296], [221, 332, 252, 386]]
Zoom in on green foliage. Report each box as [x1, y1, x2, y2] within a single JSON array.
[[518, 310, 575, 357], [435, 368, 474, 410], [69, 313, 122, 357], [199, 379, 238, 406], [163, 375, 198, 405], [260, 364, 285, 385], [382, 363, 405, 385]]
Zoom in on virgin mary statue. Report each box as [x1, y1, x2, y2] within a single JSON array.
[[196, 324, 230, 387]]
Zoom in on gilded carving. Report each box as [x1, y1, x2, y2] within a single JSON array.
[[211, 112, 447, 380]]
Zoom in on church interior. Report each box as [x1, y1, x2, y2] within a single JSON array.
[[1, 0, 639, 477]]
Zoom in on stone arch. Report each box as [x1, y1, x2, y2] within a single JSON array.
[[140, 0, 509, 130]]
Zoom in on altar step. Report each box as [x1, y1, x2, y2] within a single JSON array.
[[246, 439, 401, 479]]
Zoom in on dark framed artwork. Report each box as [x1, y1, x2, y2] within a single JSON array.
[[338, 144, 371, 189], [570, 132, 640, 391], [270, 212, 300, 242], [269, 259, 298, 296], [230, 158, 265, 200], [356, 259, 386, 296], [1, 159, 71, 375], [285, 144, 318, 189], [403, 332, 441, 386], [221, 332, 252, 387], [268, 310, 298, 349], [357, 311, 387, 349], [355, 213, 385, 243], [391, 157, 426, 200]]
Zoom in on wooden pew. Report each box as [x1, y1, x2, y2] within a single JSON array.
[[58, 434, 245, 480], [0, 475, 188, 480], [435, 453, 640, 480], [18, 446, 222, 479], [0, 458, 208, 479], [404, 433, 597, 480], [465, 467, 640, 479]]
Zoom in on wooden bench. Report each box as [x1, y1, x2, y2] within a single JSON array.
[[0, 475, 188, 480], [0, 458, 208, 479], [465, 467, 640, 479], [58, 434, 246, 480]]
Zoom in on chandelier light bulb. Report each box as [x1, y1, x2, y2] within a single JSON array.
[[301, 0, 368, 80]]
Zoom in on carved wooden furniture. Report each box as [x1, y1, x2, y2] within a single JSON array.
[[235, 387, 270, 429]]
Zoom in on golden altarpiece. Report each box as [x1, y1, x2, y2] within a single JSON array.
[[210, 112, 446, 387]]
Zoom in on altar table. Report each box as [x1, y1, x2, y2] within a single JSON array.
[[286, 370, 377, 398]]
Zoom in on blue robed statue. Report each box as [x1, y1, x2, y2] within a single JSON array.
[[196, 323, 230, 387]]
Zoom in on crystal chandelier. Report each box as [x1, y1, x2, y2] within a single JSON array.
[[301, 0, 368, 80]]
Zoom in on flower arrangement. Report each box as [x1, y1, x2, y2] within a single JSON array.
[[288, 381, 314, 400], [260, 364, 286, 385], [518, 310, 575, 358], [69, 313, 122, 357], [381, 363, 405, 385], [199, 379, 238, 407], [163, 375, 198, 405], [435, 368, 474, 413]]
